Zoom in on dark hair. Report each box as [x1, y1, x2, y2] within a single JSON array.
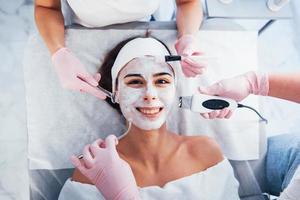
[[98, 35, 172, 114]]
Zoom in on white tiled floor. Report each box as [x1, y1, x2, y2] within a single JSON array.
[[0, 0, 35, 199], [0, 1, 300, 200]]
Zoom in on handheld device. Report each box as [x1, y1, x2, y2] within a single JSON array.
[[179, 93, 238, 113], [179, 93, 268, 123], [155, 55, 217, 63], [77, 76, 116, 103], [96, 85, 116, 103]]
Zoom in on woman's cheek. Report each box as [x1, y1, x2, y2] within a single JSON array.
[[159, 85, 176, 106], [119, 87, 143, 107]]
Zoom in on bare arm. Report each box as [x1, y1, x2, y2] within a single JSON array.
[[34, 0, 65, 55], [175, 0, 203, 37], [72, 168, 93, 185], [268, 73, 300, 104]]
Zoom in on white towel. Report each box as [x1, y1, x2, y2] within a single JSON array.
[[58, 159, 240, 200]]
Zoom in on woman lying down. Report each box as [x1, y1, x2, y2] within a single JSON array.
[[58, 36, 240, 200]]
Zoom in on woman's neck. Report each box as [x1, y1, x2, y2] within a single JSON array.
[[119, 123, 178, 171]]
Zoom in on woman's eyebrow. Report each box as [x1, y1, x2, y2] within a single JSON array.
[[124, 74, 142, 78], [153, 72, 172, 77]]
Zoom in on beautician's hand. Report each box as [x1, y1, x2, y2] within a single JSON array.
[[175, 34, 206, 77], [52, 47, 106, 100], [198, 71, 269, 119], [71, 135, 140, 200]]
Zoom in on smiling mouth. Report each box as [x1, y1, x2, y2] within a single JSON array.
[[136, 107, 164, 117]]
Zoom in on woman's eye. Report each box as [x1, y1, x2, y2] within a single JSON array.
[[155, 79, 171, 85], [126, 80, 143, 85]]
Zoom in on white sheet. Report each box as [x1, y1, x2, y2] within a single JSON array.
[[58, 159, 240, 200], [23, 28, 261, 170]]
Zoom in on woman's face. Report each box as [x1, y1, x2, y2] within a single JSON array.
[[116, 57, 176, 130]]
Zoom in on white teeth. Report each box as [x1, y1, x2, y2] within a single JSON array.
[[139, 108, 161, 115]]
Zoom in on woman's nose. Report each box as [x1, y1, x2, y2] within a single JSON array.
[[143, 86, 158, 102], [143, 95, 157, 101]]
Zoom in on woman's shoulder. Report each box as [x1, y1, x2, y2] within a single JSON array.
[[181, 135, 224, 168]]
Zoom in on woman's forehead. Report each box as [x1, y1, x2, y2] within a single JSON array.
[[119, 57, 174, 77]]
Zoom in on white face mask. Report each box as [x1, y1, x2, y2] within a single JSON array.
[[116, 57, 175, 131]]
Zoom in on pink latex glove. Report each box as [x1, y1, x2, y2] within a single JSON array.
[[198, 71, 269, 119], [175, 34, 206, 77], [71, 135, 140, 200], [52, 47, 106, 100]]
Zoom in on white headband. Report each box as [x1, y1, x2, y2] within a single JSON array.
[[111, 37, 174, 93]]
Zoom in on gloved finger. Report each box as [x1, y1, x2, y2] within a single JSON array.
[[183, 57, 207, 69], [91, 138, 105, 148], [93, 73, 101, 83], [82, 144, 94, 169], [182, 60, 206, 73], [105, 135, 118, 150], [182, 67, 196, 77], [201, 113, 209, 119], [198, 86, 213, 95], [181, 46, 195, 56], [79, 81, 107, 100], [191, 51, 203, 56], [182, 68, 203, 77], [216, 108, 230, 118], [208, 110, 220, 119], [198, 83, 223, 96], [70, 155, 83, 168], [182, 62, 203, 76], [184, 66, 206, 77], [184, 65, 205, 76], [183, 70, 197, 77], [224, 110, 233, 119], [90, 138, 105, 155], [182, 63, 206, 78], [78, 72, 99, 87], [70, 155, 88, 175]]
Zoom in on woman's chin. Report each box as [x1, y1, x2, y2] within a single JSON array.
[[123, 107, 167, 131], [132, 118, 166, 131]]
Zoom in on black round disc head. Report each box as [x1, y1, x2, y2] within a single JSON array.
[[202, 99, 230, 110]]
